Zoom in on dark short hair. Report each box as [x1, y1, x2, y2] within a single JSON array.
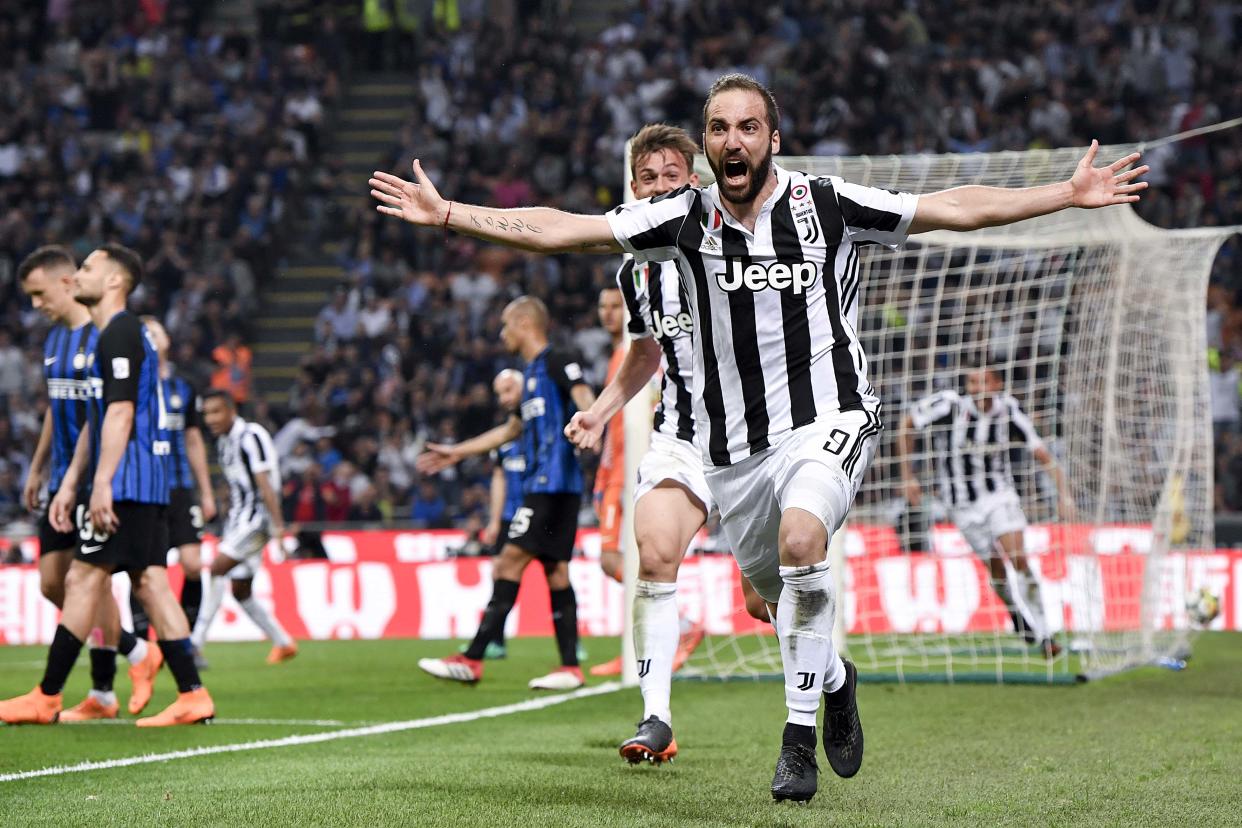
[[99, 243, 144, 294], [201, 389, 236, 409], [629, 123, 699, 180], [17, 245, 76, 282], [703, 73, 780, 134]]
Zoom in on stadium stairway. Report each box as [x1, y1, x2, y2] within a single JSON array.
[[252, 73, 414, 405]]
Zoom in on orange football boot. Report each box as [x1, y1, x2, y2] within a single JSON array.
[[127, 644, 164, 715], [60, 694, 119, 721], [135, 688, 214, 727], [266, 642, 299, 664], [0, 687, 62, 724], [590, 655, 623, 677]]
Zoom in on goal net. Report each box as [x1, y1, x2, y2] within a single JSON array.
[[624, 144, 1234, 684]]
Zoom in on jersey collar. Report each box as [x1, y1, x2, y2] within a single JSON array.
[[706, 163, 791, 237]]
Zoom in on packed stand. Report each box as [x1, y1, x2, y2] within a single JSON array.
[[302, 1, 1241, 524], [0, 1, 340, 545]]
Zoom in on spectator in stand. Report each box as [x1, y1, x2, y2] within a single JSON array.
[[211, 330, 253, 405], [410, 480, 449, 529]]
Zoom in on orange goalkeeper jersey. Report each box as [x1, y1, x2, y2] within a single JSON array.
[[595, 344, 626, 494]]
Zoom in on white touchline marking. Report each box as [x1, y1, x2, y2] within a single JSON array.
[[60, 718, 352, 727], [0, 682, 622, 783]]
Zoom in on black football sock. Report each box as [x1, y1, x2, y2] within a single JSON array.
[[464, 579, 520, 661], [40, 625, 85, 696], [129, 592, 151, 640], [159, 639, 203, 693], [180, 577, 203, 631], [89, 646, 117, 693], [550, 586, 580, 668]]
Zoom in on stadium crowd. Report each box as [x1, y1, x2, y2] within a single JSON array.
[[1, 0, 1241, 533]]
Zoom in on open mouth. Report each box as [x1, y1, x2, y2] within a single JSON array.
[[723, 158, 748, 184]]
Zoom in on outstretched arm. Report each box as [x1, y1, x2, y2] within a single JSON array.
[[416, 416, 523, 475], [910, 141, 1148, 234], [565, 338, 662, 451], [370, 161, 621, 254]]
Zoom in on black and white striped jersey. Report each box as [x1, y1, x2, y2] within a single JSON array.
[[606, 164, 918, 466], [616, 257, 696, 444], [217, 416, 281, 532], [908, 390, 1045, 507]]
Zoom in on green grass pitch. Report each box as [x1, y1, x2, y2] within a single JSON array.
[[1, 633, 1238, 827]]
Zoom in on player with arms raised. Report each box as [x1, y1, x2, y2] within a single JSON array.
[[897, 366, 1074, 657], [370, 73, 1146, 801]]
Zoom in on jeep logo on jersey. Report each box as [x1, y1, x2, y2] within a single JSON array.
[[651, 308, 693, 339], [717, 260, 817, 294]]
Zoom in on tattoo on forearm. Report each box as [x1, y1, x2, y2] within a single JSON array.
[[466, 212, 542, 234]]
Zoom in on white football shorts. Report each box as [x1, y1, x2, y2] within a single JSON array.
[[705, 408, 881, 603]]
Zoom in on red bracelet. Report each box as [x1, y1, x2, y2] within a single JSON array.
[[443, 201, 453, 229]]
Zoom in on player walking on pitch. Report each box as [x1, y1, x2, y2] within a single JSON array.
[[192, 390, 298, 664], [1, 244, 213, 726], [370, 73, 1147, 801], [898, 367, 1075, 657], [130, 318, 217, 669], [14, 245, 162, 720], [416, 297, 595, 690]]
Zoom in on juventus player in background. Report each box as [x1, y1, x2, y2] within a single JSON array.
[[415, 297, 595, 690], [370, 73, 1147, 801], [898, 367, 1075, 657], [14, 246, 162, 721], [130, 318, 217, 669], [192, 390, 298, 665], [1, 244, 213, 726]]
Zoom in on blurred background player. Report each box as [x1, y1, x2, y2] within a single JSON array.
[[416, 296, 595, 690], [192, 390, 297, 665], [593, 286, 627, 589], [15, 245, 160, 721], [472, 368, 526, 660], [898, 366, 1075, 658], [2, 244, 212, 727], [129, 318, 217, 670]]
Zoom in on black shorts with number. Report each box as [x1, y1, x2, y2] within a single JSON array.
[[167, 487, 205, 548], [38, 489, 78, 556], [74, 500, 170, 572], [505, 493, 580, 563]]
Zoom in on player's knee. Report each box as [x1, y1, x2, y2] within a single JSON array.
[[40, 580, 65, 609], [543, 561, 570, 590], [232, 580, 252, 601], [778, 527, 827, 567], [636, 533, 679, 581]]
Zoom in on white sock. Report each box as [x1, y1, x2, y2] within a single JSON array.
[[88, 689, 117, 707], [240, 596, 292, 647], [633, 579, 679, 726], [1013, 569, 1049, 642], [126, 636, 149, 666], [192, 576, 229, 648], [776, 562, 844, 727]]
